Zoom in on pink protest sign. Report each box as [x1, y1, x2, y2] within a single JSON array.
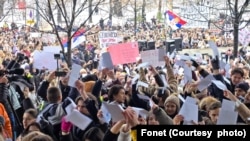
[[107, 42, 139, 65]]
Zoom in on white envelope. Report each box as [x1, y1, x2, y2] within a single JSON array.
[[101, 102, 125, 122], [65, 109, 92, 130]]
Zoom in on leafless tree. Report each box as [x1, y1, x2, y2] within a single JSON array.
[[0, 0, 6, 17], [35, 0, 103, 67], [0, 0, 18, 23], [187, 0, 250, 58], [228, 0, 250, 57]]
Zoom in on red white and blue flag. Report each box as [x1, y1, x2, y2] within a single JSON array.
[[165, 10, 187, 30], [62, 28, 86, 48]]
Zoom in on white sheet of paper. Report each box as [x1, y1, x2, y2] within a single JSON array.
[[33, 50, 58, 71], [178, 94, 185, 103], [185, 96, 197, 105], [179, 102, 198, 123], [197, 80, 211, 92], [169, 49, 176, 59], [136, 62, 150, 69], [217, 110, 238, 125], [211, 80, 228, 90], [160, 74, 168, 87], [43, 46, 61, 53], [125, 67, 130, 76], [224, 64, 231, 78], [141, 50, 165, 67], [100, 52, 114, 70], [158, 48, 165, 61], [132, 107, 149, 119], [136, 81, 149, 89], [221, 99, 235, 111], [68, 63, 82, 87], [208, 41, 220, 59], [224, 63, 230, 70], [102, 102, 125, 122], [220, 61, 227, 69], [190, 55, 197, 60], [183, 65, 192, 84], [223, 76, 230, 85], [65, 109, 92, 130], [197, 74, 215, 91], [65, 100, 77, 115], [132, 74, 140, 84], [180, 55, 191, 61], [100, 102, 112, 123], [175, 60, 185, 67], [30, 32, 41, 37]]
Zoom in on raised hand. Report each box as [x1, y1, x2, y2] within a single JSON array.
[[61, 116, 73, 133], [211, 56, 220, 70], [164, 55, 170, 65], [173, 114, 184, 125]]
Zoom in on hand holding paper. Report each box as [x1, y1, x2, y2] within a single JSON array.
[[211, 80, 227, 91], [123, 107, 139, 127], [61, 116, 73, 133], [164, 55, 171, 65], [211, 56, 220, 70], [223, 90, 238, 101], [173, 114, 184, 125], [75, 80, 88, 99], [148, 65, 158, 75], [191, 59, 199, 68]]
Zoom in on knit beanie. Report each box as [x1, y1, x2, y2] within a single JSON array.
[[164, 94, 180, 111]]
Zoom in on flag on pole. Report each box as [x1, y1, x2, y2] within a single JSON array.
[[165, 10, 187, 30], [62, 34, 86, 48]]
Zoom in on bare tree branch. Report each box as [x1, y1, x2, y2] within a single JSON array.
[[54, 0, 69, 27], [75, 0, 88, 17], [238, 0, 250, 19], [188, 1, 225, 31], [34, 0, 107, 67]]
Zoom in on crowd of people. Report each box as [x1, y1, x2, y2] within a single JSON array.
[[0, 18, 249, 141]]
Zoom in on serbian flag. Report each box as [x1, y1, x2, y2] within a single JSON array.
[[62, 28, 86, 48], [165, 10, 187, 30]]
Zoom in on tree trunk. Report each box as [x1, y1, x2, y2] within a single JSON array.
[[158, 0, 162, 13], [109, 0, 112, 20], [157, 0, 162, 22], [142, 0, 146, 23], [0, 0, 5, 17], [89, 0, 93, 23], [233, 19, 239, 58], [67, 32, 72, 68], [134, 0, 137, 36], [233, 0, 239, 58], [57, 6, 62, 23], [114, 0, 122, 17]]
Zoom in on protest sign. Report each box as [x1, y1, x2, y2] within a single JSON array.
[[99, 31, 119, 48], [108, 42, 139, 65]]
